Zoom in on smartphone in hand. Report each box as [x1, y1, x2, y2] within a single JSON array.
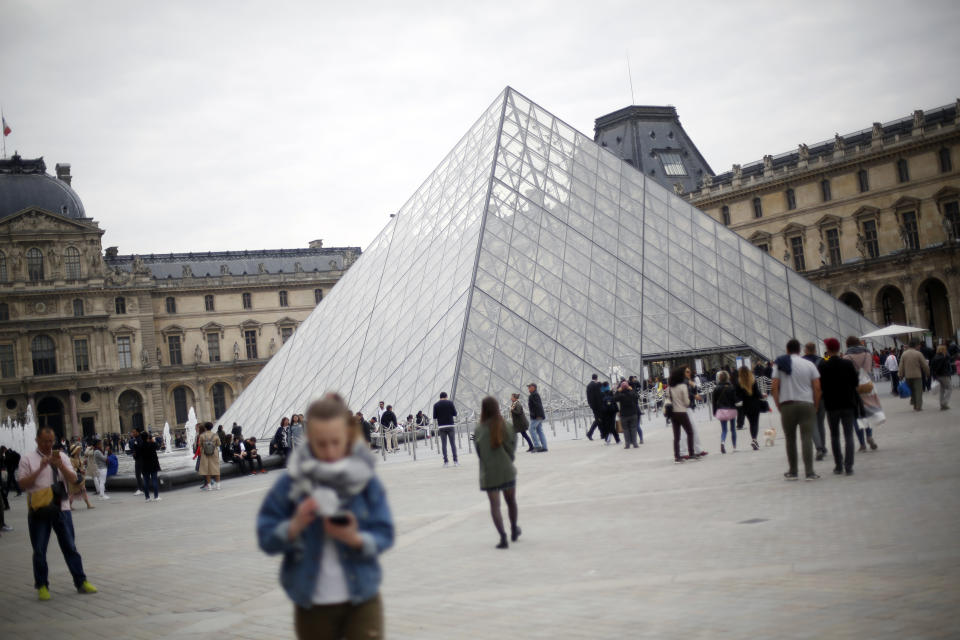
[[328, 514, 350, 526]]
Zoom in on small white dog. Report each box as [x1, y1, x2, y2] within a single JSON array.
[[763, 428, 776, 447]]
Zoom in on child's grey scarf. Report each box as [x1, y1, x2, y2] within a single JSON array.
[[287, 441, 376, 516]]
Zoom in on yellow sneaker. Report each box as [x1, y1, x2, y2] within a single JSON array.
[[37, 586, 51, 601], [77, 581, 98, 594]]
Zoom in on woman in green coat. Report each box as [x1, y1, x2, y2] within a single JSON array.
[[474, 396, 521, 549]]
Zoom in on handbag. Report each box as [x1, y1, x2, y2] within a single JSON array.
[[28, 463, 67, 521]]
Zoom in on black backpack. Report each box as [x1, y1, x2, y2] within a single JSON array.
[[601, 393, 618, 415]]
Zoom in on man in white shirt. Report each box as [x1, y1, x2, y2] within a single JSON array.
[[884, 351, 899, 395], [771, 339, 823, 481], [17, 427, 98, 600]]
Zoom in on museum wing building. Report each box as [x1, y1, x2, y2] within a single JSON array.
[[686, 103, 959, 341], [0, 154, 359, 440]]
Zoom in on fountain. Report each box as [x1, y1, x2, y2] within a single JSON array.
[[185, 406, 198, 454], [0, 405, 37, 454], [163, 422, 172, 453]]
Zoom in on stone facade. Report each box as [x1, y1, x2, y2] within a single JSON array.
[[0, 158, 360, 440], [687, 102, 960, 342]]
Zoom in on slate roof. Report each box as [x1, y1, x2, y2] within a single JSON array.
[[104, 247, 361, 280], [0, 155, 87, 220], [593, 105, 715, 195], [706, 102, 958, 187]]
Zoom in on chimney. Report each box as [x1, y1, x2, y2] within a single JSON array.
[[105, 246, 119, 258], [55, 163, 72, 185], [309, 239, 324, 249]]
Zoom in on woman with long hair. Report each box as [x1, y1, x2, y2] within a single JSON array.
[[667, 367, 697, 463], [736, 366, 764, 450], [474, 396, 520, 549], [712, 371, 738, 453]]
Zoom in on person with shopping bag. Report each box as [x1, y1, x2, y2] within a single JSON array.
[[845, 336, 886, 451]]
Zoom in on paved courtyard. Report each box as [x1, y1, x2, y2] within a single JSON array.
[[1, 394, 959, 639]]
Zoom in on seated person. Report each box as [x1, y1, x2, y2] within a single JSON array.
[[232, 436, 251, 475], [244, 437, 265, 474]]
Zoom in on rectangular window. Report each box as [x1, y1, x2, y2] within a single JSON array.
[[721, 206, 730, 226], [0, 252, 7, 281], [115, 297, 126, 314], [73, 299, 84, 317], [281, 327, 293, 343], [165, 297, 176, 314], [820, 179, 832, 202], [897, 158, 910, 183], [785, 189, 796, 210], [752, 197, 763, 219], [658, 152, 687, 176], [242, 292, 252, 309], [244, 330, 258, 359], [117, 336, 132, 369], [825, 228, 842, 266], [862, 219, 880, 258], [756, 243, 769, 254], [204, 295, 215, 311], [901, 211, 920, 250], [790, 236, 806, 271], [0, 344, 14, 378], [944, 201, 960, 241], [168, 335, 182, 365], [207, 333, 221, 362], [857, 169, 869, 193], [314, 288, 323, 304], [939, 147, 953, 173], [279, 290, 289, 307], [0, 303, 7, 321], [74, 339, 90, 372]]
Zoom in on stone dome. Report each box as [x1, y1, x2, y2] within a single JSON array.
[[0, 155, 86, 221]]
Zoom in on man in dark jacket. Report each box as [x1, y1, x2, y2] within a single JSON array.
[[527, 383, 548, 453], [585, 374, 603, 440], [380, 406, 398, 433], [432, 392, 459, 467], [2, 446, 21, 496], [818, 338, 860, 475], [614, 382, 641, 448]]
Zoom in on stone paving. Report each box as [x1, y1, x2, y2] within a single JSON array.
[[1, 392, 958, 639]]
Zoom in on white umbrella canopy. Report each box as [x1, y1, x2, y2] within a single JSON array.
[[860, 324, 928, 339]]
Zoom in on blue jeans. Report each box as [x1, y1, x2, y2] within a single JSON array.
[[144, 471, 159, 499], [439, 426, 458, 463], [529, 419, 547, 451], [720, 420, 736, 447], [28, 511, 87, 589]]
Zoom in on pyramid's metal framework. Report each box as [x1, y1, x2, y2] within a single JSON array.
[[219, 88, 880, 437]]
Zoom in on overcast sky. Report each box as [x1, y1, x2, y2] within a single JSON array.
[[2, 0, 957, 255]]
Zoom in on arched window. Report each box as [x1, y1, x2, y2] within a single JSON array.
[[115, 297, 126, 314], [278, 290, 289, 307], [31, 335, 57, 375], [173, 386, 189, 425], [73, 299, 84, 317], [212, 382, 227, 419], [0, 251, 7, 281], [26, 248, 44, 281], [242, 292, 252, 309], [64, 247, 82, 279], [165, 296, 177, 314]]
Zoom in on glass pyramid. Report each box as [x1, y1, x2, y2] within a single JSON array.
[[221, 88, 881, 437]]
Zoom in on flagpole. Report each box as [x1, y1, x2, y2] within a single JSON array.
[[1, 107, 5, 159]]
